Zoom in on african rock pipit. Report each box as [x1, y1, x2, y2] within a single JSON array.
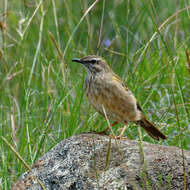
[[72, 55, 166, 140]]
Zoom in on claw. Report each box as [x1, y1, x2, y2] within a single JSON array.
[[109, 125, 128, 140], [109, 134, 129, 140]]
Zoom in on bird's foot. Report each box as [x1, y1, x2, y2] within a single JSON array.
[[109, 125, 129, 140], [109, 134, 129, 140]]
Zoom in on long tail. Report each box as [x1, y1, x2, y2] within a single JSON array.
[[136, 118, 166, 140]]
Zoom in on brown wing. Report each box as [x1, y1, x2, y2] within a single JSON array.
[[112, 73, 143, 113], [112, 74, 129, 91]]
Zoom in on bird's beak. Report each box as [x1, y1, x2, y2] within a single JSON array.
[[72, 58, 83, 64]]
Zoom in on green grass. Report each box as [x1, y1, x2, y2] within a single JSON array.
[[0, 0, 190, 189]]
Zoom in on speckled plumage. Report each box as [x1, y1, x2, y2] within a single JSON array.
[[72, 55, 166, 140]]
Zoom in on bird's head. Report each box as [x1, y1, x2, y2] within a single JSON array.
[[72, 55, 111, 75]]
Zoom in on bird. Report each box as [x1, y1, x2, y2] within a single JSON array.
[[72, 55, 166, 141]]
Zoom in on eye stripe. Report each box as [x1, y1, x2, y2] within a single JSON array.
[[88, 58, 101, 62]]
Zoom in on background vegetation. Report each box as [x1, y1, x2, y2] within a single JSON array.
[[0, 0, 190, 189]]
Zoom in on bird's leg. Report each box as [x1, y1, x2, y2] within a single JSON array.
[[90, 121, 120, 136], [110, 122, 128, 140], [91, 121, 119, 135], [117, 125, 127, 138]]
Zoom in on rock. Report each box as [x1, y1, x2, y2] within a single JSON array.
[[12, 134, 190, 190]]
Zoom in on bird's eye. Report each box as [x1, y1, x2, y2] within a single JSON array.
[[90, 59, 96, 64]]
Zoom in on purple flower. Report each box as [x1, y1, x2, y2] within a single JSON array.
[[102, 39, 111, 47]]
